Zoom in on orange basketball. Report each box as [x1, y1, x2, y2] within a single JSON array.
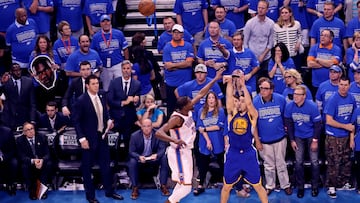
[[138, 0, 156, 16]]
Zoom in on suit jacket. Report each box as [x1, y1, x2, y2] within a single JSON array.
[[16, 134, 50, 165], [61, 77, 85, 108], [0, 76, 36, 129], [129, 129, 166, 161], [73, 91, 110, 149], [38, 112, 70, 131], [0, 126, 16, 162], [107, 77, 141, 124]]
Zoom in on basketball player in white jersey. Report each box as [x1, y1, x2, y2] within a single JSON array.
[[156, 68, 225, 203]]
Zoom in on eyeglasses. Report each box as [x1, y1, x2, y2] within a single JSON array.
[[24, 127, 34, 132], [293, 93, 305, 96], [259, 87, 271, 90], [284, 76, 293, 79]]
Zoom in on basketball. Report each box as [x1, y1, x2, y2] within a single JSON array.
[[138, 0, 156, 16]]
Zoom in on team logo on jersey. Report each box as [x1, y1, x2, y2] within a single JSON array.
[[232, 117, 248, 135]]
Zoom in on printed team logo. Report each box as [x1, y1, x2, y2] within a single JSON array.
[[232, 117, 248, 135]]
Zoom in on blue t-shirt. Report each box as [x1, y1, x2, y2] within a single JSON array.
[[268, 58, 295, 94], [23, 0, 54, 34], [308, 43, 341, 87], [162, 40, 194, 86], [315, 79, 338, 112], [55, 0, 84, 32], [309, 16, 346, 48], [197, 37, 232, 78], [6, 19, 38, 64], [351, 107, 360, 151], [91, 29, 128, 67], [324, 92, 356, 137], [65, 49, 102, 73], [133, 62, 153, 95], [204, 19, 236, 38], [284, 99, 321, 139], [0, 0, 20, 32], [282, 85, 313, 103], [211, 0, 248, 29], [196, 107, 226, 155], [136, 108, 164, 123], [253, 93, 286, 143], [157, 30, 194, 53], [177, 77, 224, 122], [227, 48, 259, 92], [349, 82, 360, 108], [53, 36, 79, 66], [83, 0, 114, 26], [289, 0, 309, 29], [173, 0, 208, 35]]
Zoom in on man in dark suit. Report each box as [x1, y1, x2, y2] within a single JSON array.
[[0, 63, 36, 130], [73, 75, 123, 203], [0, 124, 18, 196], [107, 60, 141, 159], [16, 122, 51, 200], [38, 101, 70, 133], [61, 60, 92, 117], [128, 118, 169, 200]]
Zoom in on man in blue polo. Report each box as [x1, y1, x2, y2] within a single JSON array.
[[284, 85, 322, 198], [307, 29, 342, 95], [162, 24, 194, 117], [91, 14, 128, 91], [204, 6, 236, 42], [324, 76, 356, 198], [6, 8, 38, 71]]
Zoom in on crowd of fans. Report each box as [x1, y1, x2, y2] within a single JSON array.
[[1, 0, 360, 202]]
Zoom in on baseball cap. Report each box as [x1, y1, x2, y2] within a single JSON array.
[[194, 64, 207, 73], [329, 65, 342, 72], [100, 14, 111, 22], [172, 24, 184, 33]]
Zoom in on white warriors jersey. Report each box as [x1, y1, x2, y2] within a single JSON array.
[[169, 111, 196, 149]]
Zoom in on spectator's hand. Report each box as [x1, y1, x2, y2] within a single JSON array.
[[205, 59, 215, 67], [206, 140, 213, 151], [139, 156, 146, 163], [350, 139, 355, 150], [223, 75, 232, 84], [258, 54, 265, 63], [291, 140, 298, 151], [215, 67, 225, 80], [244, 73, 252, 81], [316, 12, 323, 18], [57, 125, 67, 134], [80, 139, 90, 149], [62, 106, 71, 117], [150, 153, 157, 160], [107, 119, 114, 130], [51, 63, 59, 71], [1, 72, 10, 84], [310, 140, 318, 152], [352, 43, 358, 52], [345, 124, 355, 132]]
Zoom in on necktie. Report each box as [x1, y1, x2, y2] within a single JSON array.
[[94, 96, 104, 132], [124, 81, 128, 96], [29, 139, 36, 156], [14, 80, 19, 95]]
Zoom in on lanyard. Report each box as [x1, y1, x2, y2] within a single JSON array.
[[61, 38, 72, 55], [101, 30, 112, 48]]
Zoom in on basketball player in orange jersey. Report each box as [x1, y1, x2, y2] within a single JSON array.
[[156, 68, 224, 203]]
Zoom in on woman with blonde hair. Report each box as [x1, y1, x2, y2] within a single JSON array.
[[274, 6, 303, 70], [282, 69, 313, 102], [136, 94, 164, 129]]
